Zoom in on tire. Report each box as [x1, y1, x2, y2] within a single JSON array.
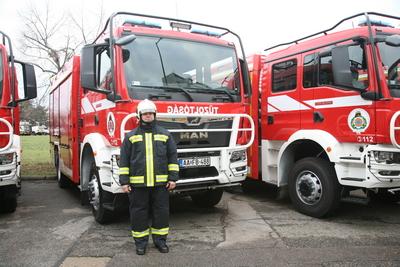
[[372, 189, 400, 203], [241, 178, 259, 194], [55, 152, 69, 188], [288, 157, 341, 218], [3, 192, 17, 213], [190, 188, 223, 208], [0, 186, 18, 213], [86, 156, 113, 224]]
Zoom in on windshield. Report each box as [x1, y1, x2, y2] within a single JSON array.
[[377, 39, 400, 97], [122, 36, 241, 102]]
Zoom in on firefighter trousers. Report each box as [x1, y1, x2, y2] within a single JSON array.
[[128, 186, 169, 249]]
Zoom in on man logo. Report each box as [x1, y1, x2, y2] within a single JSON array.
[[180, 132, 208, 140]]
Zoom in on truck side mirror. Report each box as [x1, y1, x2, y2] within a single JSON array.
[[81, 44, 98, 91], [331, 46, 355, 89], [385, 34, 400, 47], [81, 43, 110, 94], [22, 63, 37, 100], [12, 61, 37, 104], [239, 59, 252, 97], [115, 34, 136, 46]]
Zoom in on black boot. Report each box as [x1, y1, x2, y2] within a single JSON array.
[[136, 246, 146, 255], [155, 243, 169, 253]]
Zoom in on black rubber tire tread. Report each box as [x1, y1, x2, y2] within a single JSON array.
[[55, 151, 70, 189], [288, 157, 341, 218], [0, 191, 17, 213], [87, 156, 113, 224], [371, 189, 400, 203], [191, 188, 223, 208]]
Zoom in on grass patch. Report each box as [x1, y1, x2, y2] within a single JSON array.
[[21, 135, 56, 178]]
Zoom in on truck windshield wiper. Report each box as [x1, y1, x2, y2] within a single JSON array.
[[188, 87, 236, 102], [129, 84, 194, 102]]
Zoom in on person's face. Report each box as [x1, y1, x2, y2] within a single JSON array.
[[141, 112, 155, 123]]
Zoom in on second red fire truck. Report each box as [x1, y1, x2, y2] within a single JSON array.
[[49, 12, 254, 223], [0, 31, 37, 212], [247, 12, 400, 217]]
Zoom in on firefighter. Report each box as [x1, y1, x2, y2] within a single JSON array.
[[119, 99, 179, 255]]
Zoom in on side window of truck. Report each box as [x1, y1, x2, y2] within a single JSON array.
[[0, 52, 3, 98], [348, 44, 369, 89], [98, 48, 111, 90], [318, 53, 334, 86], [303, 53, 317, 88], [272, 59, 297, 92], [316, 43, 368, 90]]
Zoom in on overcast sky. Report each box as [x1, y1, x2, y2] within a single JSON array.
[[1, 0, 400, 54]]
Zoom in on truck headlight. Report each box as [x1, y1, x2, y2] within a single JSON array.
[[373, 151, 400, 164], [0, 153, 14, 165], [230, 150, 247, 163]]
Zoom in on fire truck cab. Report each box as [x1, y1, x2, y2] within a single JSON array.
[[49, 12, 254, 223], [0, 31, 37, 213], [247, 12, 400, 217]]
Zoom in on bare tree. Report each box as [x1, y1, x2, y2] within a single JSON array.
[[18, 1, 105, 105]]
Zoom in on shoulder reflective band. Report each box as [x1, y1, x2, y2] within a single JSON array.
[[168, 164, 179, 172], [119, 167, 129, 175], [154, 134, 169, 142], [129, 135, 143, 143], [151, 227, 169, 235], [132, 228, 150, 238], [130, 176, 144, 183]]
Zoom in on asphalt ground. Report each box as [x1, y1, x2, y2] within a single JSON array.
[[0, 180, 399, 267]]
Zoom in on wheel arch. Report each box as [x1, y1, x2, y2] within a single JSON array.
[[277, 130, 340, 187], [80, 133, 111, 191]]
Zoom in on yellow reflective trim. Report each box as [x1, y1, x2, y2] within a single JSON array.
[[156, 175, 168, 182], [154, 134, 169, 142], [130, 176, 144, 183], [145, 133, 154, 186], [151, 227, 169, 235], [119, 167, 129, 175], [168, 164, 179, 171], [132, 229, 150, 238], [129, 135, 143, 143]]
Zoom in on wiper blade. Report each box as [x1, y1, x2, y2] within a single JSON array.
[[129, 84, 194, 102], [165, 86, 194, 102], [189, 87, 236, 102]]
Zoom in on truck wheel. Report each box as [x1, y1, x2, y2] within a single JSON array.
[[87, 158, 112, 224], [55, 153, 69, 188], [288, 158, 341, 218], [372, 189, 400, 203], [0, 191, 17, 213], [190, 189, 223, 208]]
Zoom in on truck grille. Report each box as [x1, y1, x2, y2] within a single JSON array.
[[158, 118, 233, 149]]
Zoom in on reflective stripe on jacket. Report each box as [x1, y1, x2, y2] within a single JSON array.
[[119, 125, 179, 187]]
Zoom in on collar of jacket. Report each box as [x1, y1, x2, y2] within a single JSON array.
[[139, 120, 156, 132]]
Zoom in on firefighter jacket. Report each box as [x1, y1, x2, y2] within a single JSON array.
[[119, 124, 179, 187]]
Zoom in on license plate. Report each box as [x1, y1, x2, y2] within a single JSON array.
[[178, 157, 211, 168]]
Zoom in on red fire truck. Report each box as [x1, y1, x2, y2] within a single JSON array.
[[49, 12, 254, 223], [0, 31, 37, 212], [247, 12, 400, 217]]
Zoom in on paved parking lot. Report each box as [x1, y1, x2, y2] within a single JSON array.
[[1, 180, 400, 267]]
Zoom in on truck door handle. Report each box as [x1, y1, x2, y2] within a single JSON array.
[[268, 115, 274, 125], [313, 111, 324, 123]]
